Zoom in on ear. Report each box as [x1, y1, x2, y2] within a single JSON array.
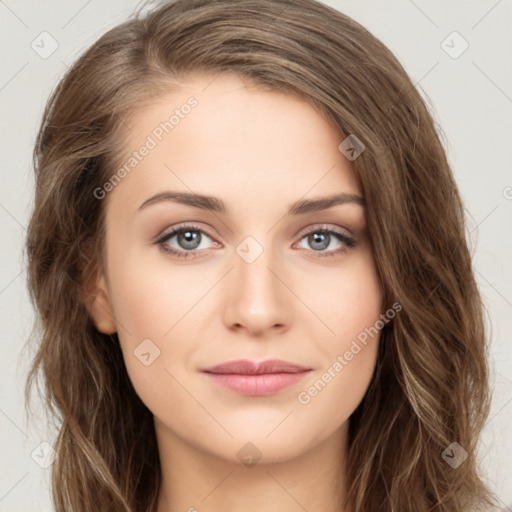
[[81, 273, 117, 335]]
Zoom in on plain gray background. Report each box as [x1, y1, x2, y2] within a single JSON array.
[[1, 0, 511, 510]]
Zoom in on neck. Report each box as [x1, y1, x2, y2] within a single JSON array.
[[154, 419, 350, 512]]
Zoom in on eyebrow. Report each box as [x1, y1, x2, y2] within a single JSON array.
[[137, 191, 365, 215]]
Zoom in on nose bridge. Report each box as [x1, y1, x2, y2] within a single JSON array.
[[234, 236, 281, 308], [222, 234, 291, 334]]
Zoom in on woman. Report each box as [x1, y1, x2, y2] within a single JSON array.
[[25, 0, 498, 510]]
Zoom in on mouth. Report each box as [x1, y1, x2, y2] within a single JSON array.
[[202, 359, 312, 396]]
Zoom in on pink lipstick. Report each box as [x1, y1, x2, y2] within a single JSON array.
[[202, 359, 312, 396]]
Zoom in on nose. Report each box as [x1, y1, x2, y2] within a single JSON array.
[[222, 242, 293, 338]]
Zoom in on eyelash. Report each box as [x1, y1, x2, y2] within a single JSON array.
[[155, 223, 356, 260]]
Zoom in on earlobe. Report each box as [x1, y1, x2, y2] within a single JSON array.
[[82, 274, 117, 334]]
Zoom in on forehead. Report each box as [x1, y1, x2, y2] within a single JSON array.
[[107, 73, 362, 214]]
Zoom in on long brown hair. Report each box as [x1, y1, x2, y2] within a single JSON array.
[[25, 0, 498, 510]]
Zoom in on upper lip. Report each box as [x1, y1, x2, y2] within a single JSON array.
[[202, 359, 311, 374]]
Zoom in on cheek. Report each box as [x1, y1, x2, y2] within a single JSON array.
[[106, 260, 196, 419], [293, 253, 382, 427], [295, 342, 379, 446], [304, 250, 383, 345], [106, 245, 208, 342], [104, 243, 219, 404]]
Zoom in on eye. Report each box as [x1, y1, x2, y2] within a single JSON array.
[[155, 223, 356, 260], [295, 225, 355, 258], [156, 224, 218, 259]]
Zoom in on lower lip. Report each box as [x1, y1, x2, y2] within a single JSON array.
[[203, 371, 311, 396]]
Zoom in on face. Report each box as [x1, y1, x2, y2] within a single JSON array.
[[89, 73, 383, 465]]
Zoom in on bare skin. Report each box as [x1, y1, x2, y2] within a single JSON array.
[[86, 72, 383, 512]]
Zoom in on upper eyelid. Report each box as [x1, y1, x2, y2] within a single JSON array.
[[295, 223, 352, 238], [157, 222, 210, 236]]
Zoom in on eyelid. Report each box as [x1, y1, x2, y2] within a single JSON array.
[[295, 223, 353, 240], [155, 222, 216, 243]]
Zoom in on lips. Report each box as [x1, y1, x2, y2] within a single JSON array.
[[202, 359, 312, 396], [202, 358, 311, 375]]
